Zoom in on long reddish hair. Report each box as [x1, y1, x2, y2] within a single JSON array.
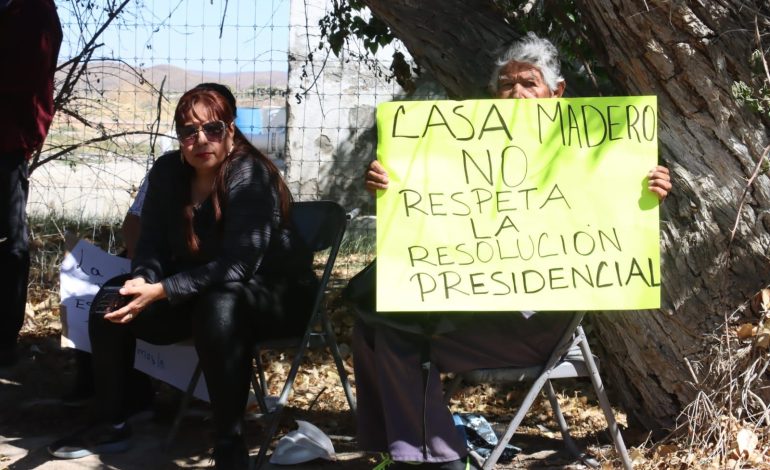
[[174, 86, 292, 254]]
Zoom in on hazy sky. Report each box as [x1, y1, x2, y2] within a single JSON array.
[[57, 0, 290, 73]]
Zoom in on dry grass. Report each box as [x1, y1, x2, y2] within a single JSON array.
[[626, 291, 770, 470]]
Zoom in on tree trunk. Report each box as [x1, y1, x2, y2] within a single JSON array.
[[363, 1, 518, 98], [363, 0, 770, 431], [575, 0, 770, 432]]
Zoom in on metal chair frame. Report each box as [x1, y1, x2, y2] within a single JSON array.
[[444, 312, 632, 470]]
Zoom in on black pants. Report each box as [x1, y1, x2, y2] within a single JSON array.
[[0, 152, 29, 353], [89, 275, 314, 440]]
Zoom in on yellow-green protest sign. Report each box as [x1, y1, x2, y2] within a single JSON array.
[[375, 97, 660, 312]]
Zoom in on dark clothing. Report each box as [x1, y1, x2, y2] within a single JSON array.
[[132, 151, 313, 304], [92, 151, 316, 442], [0, 0, 61, 357], [0, 0, 62, 157], [0, 152, 30, 351], [353, 312, 575, 462], [91, 277, 313, 428]]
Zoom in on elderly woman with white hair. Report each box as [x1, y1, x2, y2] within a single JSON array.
[[355, 32, 671, 470]]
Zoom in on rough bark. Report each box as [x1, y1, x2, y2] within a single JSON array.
[[576, 0, 770, 432], [363, 1, 519, 98], [362, 0, 770, 432]]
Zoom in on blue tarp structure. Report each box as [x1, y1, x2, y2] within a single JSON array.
[[235, 107, 263, 134]]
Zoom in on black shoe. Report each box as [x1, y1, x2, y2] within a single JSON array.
[[213, 436, 249, 470], [48, 423, 131, 459]]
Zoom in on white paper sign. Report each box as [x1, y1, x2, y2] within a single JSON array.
[[60, 239, 131, 350], [60, 239, 209, 401]]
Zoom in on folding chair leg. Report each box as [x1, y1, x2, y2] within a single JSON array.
[[165, 363, 202, 450], [252, 355, 302, 469], [328, 342, 357, 414], [253, 402, 286, 469], [252, 313, 356, 468], [545, 380, 599, 468], [322, 314, 357, 413], [482, 313, 585, 470], [576, 327, 633, 470], [250, 364, 269, 414], [255, 350, 269, 397], [249, 351, 272, 414], [482, 371, 549, 470], [253, 335, 310, 469]]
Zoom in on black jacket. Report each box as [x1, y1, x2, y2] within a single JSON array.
[[132, 150, 313, 304]]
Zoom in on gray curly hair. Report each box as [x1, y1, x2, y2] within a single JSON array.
[[489, 32, 565, 94]]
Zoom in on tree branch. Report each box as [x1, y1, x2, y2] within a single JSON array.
[[30, 131, 172, 173]]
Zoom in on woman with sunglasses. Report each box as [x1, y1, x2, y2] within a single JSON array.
[[48, 84, 316, 470]]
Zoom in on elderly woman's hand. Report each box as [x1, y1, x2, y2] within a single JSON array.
[[104, 277, 166, 324], [648, 165, 671, 201], [365, 160, 389, 195]]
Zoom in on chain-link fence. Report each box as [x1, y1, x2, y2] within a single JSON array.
[[24, 0, 415, 294], [34, 0, 406, 225]]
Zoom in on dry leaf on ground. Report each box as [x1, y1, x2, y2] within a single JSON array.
[[737, 323, 756, 339]]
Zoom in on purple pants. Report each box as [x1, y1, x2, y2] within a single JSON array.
[[352, 311, 574, 462]]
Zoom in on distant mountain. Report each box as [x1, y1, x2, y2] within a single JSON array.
[[56, 60, 287, 94], [143, 64, 287, 92]]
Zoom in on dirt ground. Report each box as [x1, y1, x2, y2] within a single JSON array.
[[0, 326, 641, 470]]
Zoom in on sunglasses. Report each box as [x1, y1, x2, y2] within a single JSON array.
[[176, 120, 228, 144]]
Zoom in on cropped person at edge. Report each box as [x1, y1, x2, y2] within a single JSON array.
[[0, 0, 62, 367], [48, 84, 318, 470], [354, 32, 671, 470]]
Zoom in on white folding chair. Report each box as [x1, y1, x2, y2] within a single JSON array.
[[444, 312, 633, 470]]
